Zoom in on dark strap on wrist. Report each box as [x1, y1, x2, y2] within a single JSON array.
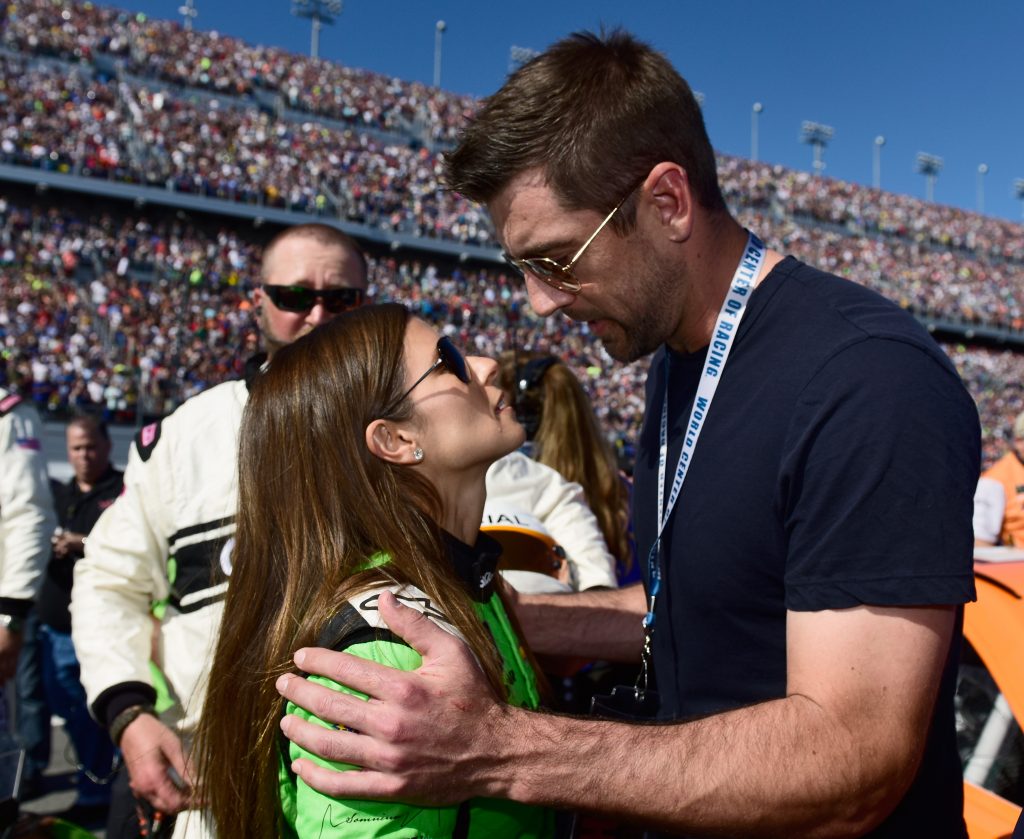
[[109, 703, 157, 747]]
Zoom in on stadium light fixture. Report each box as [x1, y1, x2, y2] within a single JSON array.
[[1014, 179, 1024, 219], [976, 163, 988, 214], [177, 0, 198, 31], [915, 152, 944, 203], [433, 20, 446, 88], [801, 121, 834, 176], [508, 45, 540, 74], [751, 102, 763, 162], [291, 0, 343, 60], [873, 135, 885, 190]]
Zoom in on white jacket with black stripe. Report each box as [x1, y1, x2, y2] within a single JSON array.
[[70, 375, 249, 735], [0, 387, 55, 619]]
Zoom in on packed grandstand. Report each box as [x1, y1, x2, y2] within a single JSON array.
[[1, 0, 1022, 469]]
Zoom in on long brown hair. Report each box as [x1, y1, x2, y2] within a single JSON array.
[[503, 352, 631, 567], [195, 304, 509, 838]]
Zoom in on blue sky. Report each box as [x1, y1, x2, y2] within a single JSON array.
[[139, 0, 1024, 223]]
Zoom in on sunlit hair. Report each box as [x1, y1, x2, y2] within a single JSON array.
[[445, 29, 725, 233], [195, 304, 509, 838], [501, 352, 631, 568]]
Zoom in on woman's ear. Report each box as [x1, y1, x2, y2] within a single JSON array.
[[365, 419, 419, 465]]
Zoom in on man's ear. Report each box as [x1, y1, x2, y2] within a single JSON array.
[[645, 162, 694, 243], [365, 419, 418, 465]]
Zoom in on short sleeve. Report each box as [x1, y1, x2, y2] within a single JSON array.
[[779, 338, 980, 610]]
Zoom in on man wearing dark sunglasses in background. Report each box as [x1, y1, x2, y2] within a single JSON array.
[[276, 31, 980, 839], [70, 223, 366, 838]]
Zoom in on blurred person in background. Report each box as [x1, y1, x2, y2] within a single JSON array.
[[0, 384, 54, 788], [32, 415, 123, 827], [499, 351, 631, 576], [69, 223, 367, 839], [974, 410, 1024, 547]]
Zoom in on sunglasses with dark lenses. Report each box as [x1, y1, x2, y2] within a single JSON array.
[[389, 337, 471, 411], [261, 284, 364, 314]]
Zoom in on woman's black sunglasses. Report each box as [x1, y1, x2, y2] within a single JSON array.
[[261, 284, 364, 314], [387, 337, 470, 412]]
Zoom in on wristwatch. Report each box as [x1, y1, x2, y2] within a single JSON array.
[[109, 703, 158, 747], [0, 613, 22, 633]]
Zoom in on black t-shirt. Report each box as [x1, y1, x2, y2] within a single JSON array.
[[634, 258, 979, 837], [38, 465, 124, 632]]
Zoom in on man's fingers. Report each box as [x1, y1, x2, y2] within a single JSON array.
[[374, 589, 461, 659], [277, 673, 385, 733], [280, 714, 379, 768], [291, 758, 405, 801]]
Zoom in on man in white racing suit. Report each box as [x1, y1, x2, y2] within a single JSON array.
[[70, 224, 368, 836], [0, 387, 55, 729]]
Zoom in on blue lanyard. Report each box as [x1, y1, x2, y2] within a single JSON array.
[[638, 232, 766, 691]]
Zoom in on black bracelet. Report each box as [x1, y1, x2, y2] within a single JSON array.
[[109, 703, 157, 747]]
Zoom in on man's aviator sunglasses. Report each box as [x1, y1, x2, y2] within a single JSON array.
[[387, 337, 471, 413], [261, 284, 365, 314], [501, 185, 637, 295]]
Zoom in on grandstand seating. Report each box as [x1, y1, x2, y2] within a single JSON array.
[[1, 0, 1022, 469]]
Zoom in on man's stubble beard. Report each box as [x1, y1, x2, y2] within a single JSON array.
[[600, 250, 680, 364]]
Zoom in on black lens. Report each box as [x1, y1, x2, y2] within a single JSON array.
[[263, 285, 312, 312], [319, 288, 364, 313], [438, 337, 470, 384]]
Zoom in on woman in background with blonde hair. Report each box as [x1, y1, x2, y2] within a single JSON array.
[[500, 351, 632, 575]]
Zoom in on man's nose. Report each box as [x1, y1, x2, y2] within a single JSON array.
[[525, 275, 576, 317], [305, 301, 329, 326]]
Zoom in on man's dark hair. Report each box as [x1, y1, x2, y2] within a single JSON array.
[[68, 413, 109, 441], [445, 29, 726, 231]]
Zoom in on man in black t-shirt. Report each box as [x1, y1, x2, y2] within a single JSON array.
[[38, 416, 123, 823], [274, 30, 979, 838]]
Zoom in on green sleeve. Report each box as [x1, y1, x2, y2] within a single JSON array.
[[282, 638, 463, 839]]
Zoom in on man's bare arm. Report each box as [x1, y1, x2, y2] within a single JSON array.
[[277, 591, 956, 838], [510, 581, 646, 660]]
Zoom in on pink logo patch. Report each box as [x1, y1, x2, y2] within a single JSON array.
[[141, 423, 158, 447], [0, 395, 20, 412]]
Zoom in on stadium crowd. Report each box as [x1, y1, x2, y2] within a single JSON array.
[[2, 189, 1022, 470], [1, 48, 1022, 330], [1, 0, 1023, 468]]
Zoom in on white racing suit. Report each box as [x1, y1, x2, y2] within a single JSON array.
[[0, 388, 53, 616], [71, 373, 254, 839]]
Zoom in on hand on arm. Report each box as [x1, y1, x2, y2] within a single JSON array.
[[278, 593, 957, 837]]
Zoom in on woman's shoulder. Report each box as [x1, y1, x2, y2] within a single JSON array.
[[318, 582, 468, 652]]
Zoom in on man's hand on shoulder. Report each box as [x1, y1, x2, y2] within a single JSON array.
[[277, 590, 518, 804], [119, 713, 195, 814]]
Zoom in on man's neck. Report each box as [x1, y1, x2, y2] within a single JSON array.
[[667, 220, 783, 354]]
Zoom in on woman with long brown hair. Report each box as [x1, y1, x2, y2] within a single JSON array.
[[194, 303, 553, 838]]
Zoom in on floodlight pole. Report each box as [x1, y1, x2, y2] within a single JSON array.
[[915, 152, 943, 203], [976, 163, 988, 214], [1014, 179, 1024, 220], [751, 102, 763, 161], [873, 135, 885, 189], [801, 121, 834, 176], [291, 0, 343, 60], [433, 20, 446, 88], [178, 0, 197, 30]]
